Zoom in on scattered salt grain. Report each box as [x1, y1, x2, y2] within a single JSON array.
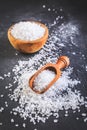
[[5, 86, 8, 89], [84, 118, 87, 122], [3, 6, 87, 127], [10, 111, 12, 114], [76, 117, 79, 120], [82, 113, 86, 117], [23, 123, 26, 128], [72, 52, 76, 55], [0, 76, 4, 80], [0, 94, 4, 98], [60, 8, 63, 11], [13, 112, 17, 115], [5, 101, 8, 107], [0, 107, 4, 112], [15, 124, 19, 127], [11, 21, 45, 41], [73, 111, 76, 113], [53, 9, 55, 11], [54, 119, 58, 123], [0, 123, 2, 126], [15, 53, 18, 56], [11, 119, 14, 123], [48, 8, 51, 11], [86, 66, 87, 71], [43, 5, 46, 8], [4, 72, 11, 77], [55, 11, 57, 13], [33, 69, 55, 91], [34, 128, 37, 130], [65, 114, 68, 117]]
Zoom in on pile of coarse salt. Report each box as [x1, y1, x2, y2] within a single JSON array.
[[11, 21, 45, 41], [33, 69, 56, 91], [7, 20, 87, 126], [9, 66, 85, 125]]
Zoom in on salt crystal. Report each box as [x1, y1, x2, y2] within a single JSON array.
[[72, 52, 76, 55], [0, 94, 4, 98], [60, 8, 63, 11], [0, 107, 4, 112], [55, 11, 57, 13], [54, 119, 58, 123], [15, 124, 19, 127], [82, 113, 86, 117], [34, 129, 37, 130], [23, 123, 26, 128], [48, 8, 51, 11], [15, 53, 18, 55], [84, 118, 87, 122], [53, 9, 55, 11], [0, 123, 2, 125], [4, 72, 11, 77], [0, 76, 4, 80], [5, 86, 8, 89], [86, 66, 87, 71], [10, 111, 12, 114], [65, 114, 68, 117], [76, 117, 79, 120], [13, 112, 17, 115], [43, 5, 46, 8], [11, 119, 14, 123], [11, 21, 45, 41]]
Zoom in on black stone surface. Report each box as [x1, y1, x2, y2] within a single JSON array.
[[0, 0, 87, 130]]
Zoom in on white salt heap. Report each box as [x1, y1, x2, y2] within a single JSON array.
[[33, 69, 55, 91], [11, 21, 45, 41], [9, 66, 83, 125], [7, 21, 87, 125]]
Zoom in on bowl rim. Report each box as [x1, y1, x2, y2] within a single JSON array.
[[8, 21, 49, 44]]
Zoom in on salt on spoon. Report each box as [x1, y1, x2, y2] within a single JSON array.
[[29, 56, 70, 94]]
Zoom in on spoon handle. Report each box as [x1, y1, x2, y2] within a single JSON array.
[[56, 56, 70, 70]]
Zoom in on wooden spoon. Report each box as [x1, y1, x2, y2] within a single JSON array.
[[29, 56, 70, 94]]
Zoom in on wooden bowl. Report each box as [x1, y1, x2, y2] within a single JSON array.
[[7, 21, 49, 53]]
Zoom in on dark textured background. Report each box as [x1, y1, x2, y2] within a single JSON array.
[[0, 0, 87, 130]]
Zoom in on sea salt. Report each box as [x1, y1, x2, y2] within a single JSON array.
[[8, 66, 81, 124], [8, 19, 86, 125], [0, 94, 4, 98], [15, 124, 19, 127], [84, 118, 87, 122], [33, 69, 55, 91], [0, 123, 2, 126], [23, 123, 26, 128], [0, 107, 4, 112], [0, 76, 4, 80], [54, 119, 58, 123], [76, 117, 79, 120], [1, 5, 87, 128], [4, 72, 11, 77], [82, 113, 86, 117], [86, 66, 87, 71], [11, 119, 14, 123], [65, 114, 68, 117], [34, 128, 37, 130], [48, 8, 51, 11], [42, 5, 46, 8], [11, 21, 45, 41]]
